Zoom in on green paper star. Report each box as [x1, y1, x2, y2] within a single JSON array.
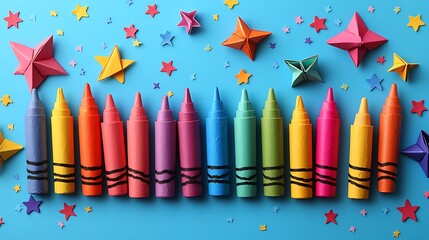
[[284, 55, 323, 87]]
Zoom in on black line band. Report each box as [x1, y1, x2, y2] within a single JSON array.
[[290, 168, 312, 172], [315, 163, 337, 171], [155, 176, 175, 184], [348, 174, 370, 182], [128, 168, 149, 178], [349, 164, 371, 172], [107, 180, 128, 189], [290, 180, 313, 188], [315, 172, 337, 181], [236, 166, 257, 171], [207, 165, 229, 170], [53, 162, 74, 168], [290, 174, 313, 182], [315, 178, 336, 186], [236, 173, 257, 181], [348, 179, 370, 190], [26, 160, 48, 166]]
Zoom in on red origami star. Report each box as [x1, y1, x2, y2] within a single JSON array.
[[397, 199, 419, 222], [325, 209, 338, 224], [145, 4, 159, 18], [59, 203, 77, 221], [4, 10, 23, 29], [124, 24, 138, 38], [160, 61, 176, 76], [310, 16, 327, 33], [411, 100, 427, 116]]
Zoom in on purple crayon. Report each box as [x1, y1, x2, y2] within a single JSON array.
[[178, 88, 202, 197], [155, 96, 177, 197]]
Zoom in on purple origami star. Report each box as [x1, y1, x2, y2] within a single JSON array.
[[23, 195, 42, 214], [402, 130, 429, 177]]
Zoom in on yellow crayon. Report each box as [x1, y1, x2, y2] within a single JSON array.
[[348, 98, 373, 199], [51, 88, 75, 194], [289, 96, 313, 199]]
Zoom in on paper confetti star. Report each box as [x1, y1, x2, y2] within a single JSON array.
[[224, 61, 230, 68], [273, 206, 280, 213], [213, 14, 219, 21], [50, 10, 58, 17], [191, 73, 197, 80], [304, 37, 313, 44], [153, 82, 160, 89], [401, 130, 429, 177], [127, 0, 133, 6], [285, 55, 323, 87], [222, 17, 271, 61], [76, 45, 82, 52], [133, 39, 142, 47], [394, 7, 401, 14], [349, 226, 356, 233], [360, 209, 367, 216], [1, 95, 13, 106], [145, 4, 159, 18], [393, 230, 400, 238], [59, 203, 77, 221], [368, 6, 375, 13], [101, 43, 108, 49], [95, 45, 135, 83], [226, 217, 234, 223], [71, 4, 89, 21], [377, 56, 386, 64], [235, 69, 252, 85], [160, 31, 174, 46], [272, 62, 279, 69], [224, 0, 239, 9], [12, 174, 19, 180], [325, 209, 338, 224], [69, 60, 77, 67], [4, 11, 23, 29], [29, 14, 36, 22], [310, 16, 327, 32], [124, 24, 138, 38], [167, 90, 174, 98], [325, 5, 332, 13], [8, 122, 15, 130], [388, 53, 418, 82], [295, 16, 304, 24], [382, 208, 390, 214], [425, 192, 429, 198], [177, 10, 200, 34], [397, 199, 419, 222], [80, 68, 85, 76], [15, 205, 22, 212], [0, 130, 23, 163], [407, 14, 425, 32], [333, 18, 342, 26], [105, 17, 112, 24], [0, 217, 4, 227], [269, 43, 276, 49], [283, 26, 290, 33], [58, 221, 65, 229], [160, 61, 177, 76], [23, 195, 42, 214], [341, 83, 349, 91], [57, 29, 64, 36], [85, 206, 92, 213], [411, 100, 427, 116], [259, 225, 267, 231], [366, 73, 383, 91], [13, 184, 20, 193], [327, 12, 387, 67], [204, 45, 212, 52]]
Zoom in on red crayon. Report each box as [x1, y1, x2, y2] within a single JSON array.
[[127, 92, 150, 198], [101, 94, 128, 196], [178, 88, 202, 197]]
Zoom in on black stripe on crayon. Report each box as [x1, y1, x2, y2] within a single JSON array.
[[262, 165, 284, 171], [315, 179, 336, 186], [262, 173, 284, 181], [377, 168, 397, 177], [81, 181, 102, 186], [81, 165, 103, 171], [290, 174, 313, 182], [263, 182, 284, 187], [315, 172, 337, 181], [236, 173, 257, 181], [106, 172, 127, 181], [181, 172, 202, 180], [207, 165, 229, 170], [155, 176, 175, 184], [181, 180, 202, 186], [27, 168, 48, 174], [207, 172, 229, 179], [54, 178, 75, 183], [290, 180, 313, 188], [349, 164, 371, 172], [53, 173, 75, 178], [105, 167, 127, 175], [128, 168, 150, 178], [236, 182, 257, 186], [236, 166, 257, 171], [26, 160, 48, 166], [377, 176, 397, 182], [155, 169, 176, 175], [128, 173, 150, 184], [377, 162, 398, 168], [348, 179, 370, 190], [208, 179, 229, 184], [180, 167, 201, 171], [81, 173, 103, 181], [53, 162, 74, 168], [348, 174, 370, 182], [107, 180, 128, 189], [290, 168, 312, 172], [315, 164, 337, 171], [27, 176, 48, 180]]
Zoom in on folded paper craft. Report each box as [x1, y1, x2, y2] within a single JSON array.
[[0, 130, 23, 166], [388, 53, 418, 82], [284, 55, 323, 87], [177, 10, 200, 34], [401, 130, 429, 177], [95, 45, 134, 84]]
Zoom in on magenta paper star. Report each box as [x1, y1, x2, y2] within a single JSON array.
[[10, 35, 67, 90], [177, 10, 200, 34], [327, 12, 387, 67]]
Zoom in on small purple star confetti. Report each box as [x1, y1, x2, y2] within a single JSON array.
[[269, 43, 276, 49], [305, 37, 313, 44], [153, 82, 160, 89], [23, 195, 42, 215]]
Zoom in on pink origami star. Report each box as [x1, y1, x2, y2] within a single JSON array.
[[327, 12, 387, 67], [10, 35, 67, 90], [177, 10, 200, 34]]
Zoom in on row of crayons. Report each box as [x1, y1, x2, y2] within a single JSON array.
[[25, 83, 401, 199]]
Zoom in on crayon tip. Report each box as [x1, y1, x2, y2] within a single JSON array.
[[105, 94, 116, 109], [358, 97, 368, 114], [240, 89, 249, 102], [83, 83, 93, 98], [161, 95, 171, 111], [183, 88, 192, 103], [133, 92, 143, 107], [325, 87, 334, 102], [213, 87, 221, 102], [56, 88, 65, 102], [31, 89, 40, 101], [388, 83, 398, 98], [267, 88, 277, 101], [295, 95, 305, 110]]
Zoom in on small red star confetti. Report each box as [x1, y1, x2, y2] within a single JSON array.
[[160, 61, 177, 76], [310, 16, 327, 32], [377, 56, 386, 64], [59, 203, 77, 221], [0, 217, 4, 227], [397, 199, 419, 222], [4, 10, 23, 29], [295, 16, 304, 24], [349, 226, 356, 233], [424, 192, 429, 198], [360, 209, 367, 216], [124, 24, 138, 38], [325, 209, 338, 224], [411, 100, 427, 116], [145, 4, 159, 18]]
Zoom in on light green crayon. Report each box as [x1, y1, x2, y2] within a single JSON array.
[[234, 89, 257, 197], [261, 88, 285, 197]]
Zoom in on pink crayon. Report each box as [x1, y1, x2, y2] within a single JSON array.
[[178, 88, 202, 197], [101, 94, 128, 196], [127, 92, 150, 198], [155, 96, 177, 197], [315, 88, 340, 197]]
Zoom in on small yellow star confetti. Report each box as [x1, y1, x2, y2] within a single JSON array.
[[7, 124, 14, 131], [340, 83, 349, 91], [235, 69, 252, 85], [57, 29, 64, 36], [213, 14, 219, 21], [259, 225, 267, 231], [393, 7, 401, 14], [133, 39, 142, 47], [71, 4, 89, 21], [167, 90, 174, 98], [1, 94, 13, 106], [393, 230, 400, 238], [85, 206, 92, 213], [50, 10, 58, 17], [204, 45, 212, 52], [13, 184, 21, 193], [224, 0, 239, 9]]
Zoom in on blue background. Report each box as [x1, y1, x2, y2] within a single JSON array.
[[0, 0, 428, 239]]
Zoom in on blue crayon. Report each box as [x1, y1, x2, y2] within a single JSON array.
[[206, 87, 230, 196], [25, 89, 49, 194]]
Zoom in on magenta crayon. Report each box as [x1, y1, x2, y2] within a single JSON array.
[[155, 96, 177, 197], [315, 88, 340, 197], [178, 88, 202, 197], [101, 94, 128, 196], [127, 92, 150, 198]]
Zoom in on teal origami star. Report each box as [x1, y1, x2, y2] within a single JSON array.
[[284, 55, 324, 87]]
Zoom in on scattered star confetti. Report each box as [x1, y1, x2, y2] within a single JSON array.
[[133, 39, 142, 47], [58, 221, 65, 229], [397, 199, 419, 222], [340, 83, 349, 91], [191, 73, 197, 80], [273, 206, 280, 213], [349, 226, 356, 233], [3, 11, 23, 29], [145, 4, 159, 18], [394, 7, 401, 14], [259, 225, 267, 231], [377, 56, 386, 64], [69, 60, 77, 67], [167, 90, 174, 98], [325, 209, 338, 224], [204, 45, 212, 52], [23, 195, 42, 215], [13, 184, 20, 193], [160, 61, 177, 76], [424, 192, 429, 198], [101, 43, 108, 49], [50, 10, 58, 17], [235, 69, 252, 85], [360, 209, 367, 216], [59, 203, 77, 221], [334, 18, 342, 26], [310, 16, 327, 32], [282, 26, 290, 33], [80, 69, 86, 76], [325, 5, 332, 13], [368, 6, 375, 13], [71, 4, 89, 21], [57, 29, 64, 36], [7, 124, 14, 130], [295, 16, 304, 24], [0, 217, 4, 227], [15, 205, 22, 212], [269, 43, 276, 49], [393, 230, 400, 238], [105, 17, 112, 24], [411, 100, 427, 116], [305, 37, 313, 44], [226, 217, 234, 223], [382, 208, 390, 214], [127, 0, 133, 6], [76, 45, 82, 52], [160, 31, 174, 46], [153, 82, 160, 89], [124, 24, 138, 38], [29, 14, 36, 22], [224, 0, 239, 9], [213, 14, 219, 21], [12, 174, 19, 180], [224, 61, 230, 68], [407, 14, 425, 32], [366, 73, 383, 91], [272, 62, 279, 69], [85, 206, 92, 213], [1, 94, 13, 106]]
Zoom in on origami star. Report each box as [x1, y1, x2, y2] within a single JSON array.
[[124, 24, 138, 38], [283, 26, 290, 33], [29, 14, 36, 22], [76, 45, 82, 52], [69, 60, 77, 67], [127, 0, 133, 6], [349, 226, 356, 233], [377, 56, 385, 64], [101, 43, 108, 49], [226, 217, 234, 223], [153, 82, 160, 89], [105, 17, 112, 24], [397, 199, 419, 222], [393, 230, 400, 238], [424, 192, 429, 198], [204, 45, 212, 52], [327, 12, 388, 67], [10, 35, 67, 90], [160, 31, 174, 46], [160, 61, 177, 76], [1, 94, 13, 106], [295, 16, 304, 24], [325, 209, 338, 224], [56, 29, 64, 36], [368, 6, 375, 13], [272, 62, 279, 69], [284, 55, 323, 87], [224, 61, 230, 68], [15, 205, 22, 212], [310, 16, 327, 32], [407, 14, 425, 32], [59, 203, 76, 221], [145, 4, 159, 18], [191, 73, 197, 80], [94, 45, 135, 83], [71, 4, 89, 21], [235, 69, 252, 85], [273, 206, 280, 213], [224, 0, 239, 9], [387, 53, 418, 82], [13, 184, 20, 193], [366, 73, 383, 91], [23, 195, 42, 214], [0, 217, 4, 226], [222, 17, 271, 61], [394, 7, 401, 14], [402, 130, 429, 177], [0, 130, 23, 164], [167, 90, 174, 98], [269, 43, 276, 49], [4, 11, 23, 28], [382, 208, 390, 214], [177, 10, 200, 34], [411, 100, 427, 116]]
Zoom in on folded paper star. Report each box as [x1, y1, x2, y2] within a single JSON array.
[[0, 130, 23, 164], [10, 35, 67, 90], [222, 17, 271, 61], [397, 199, 419, 222], [388, 53, 418, 82], [393, 230, 400, 238], [284, 55, 323, 87], [177, 10, 200, 34], [94, 45, 135, 84], [59, 203, 77, 221], [407, 14, 425, 32], [327, 12, 387, 67], [411, 100, 427, 116], [4, 10, 23, 28], [401, 130, 429, 177], [71, 4, 89, 21]]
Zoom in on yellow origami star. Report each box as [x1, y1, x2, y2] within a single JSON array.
[[0, 130, 23, 163], [167, 90, 174, 98], [133, 39, 142, 47], [213, 14, 219, 21], [393, 230, 400, 238], [1, 94, 13, 106], [388, 53, 418, 82], [71, 4, 89, 21], [85, 206, 92, 213], [13, 184, 21, 193], [7, 124, 14, 131], [50, 10, 58, 17], [224, 0, 239, 9], [94, 45, 135, 84], [235, 69, 252, 85], [407, 14, 425, 31], [57, 29, 64, 36]]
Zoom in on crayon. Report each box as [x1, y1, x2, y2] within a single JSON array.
[[178, 88, 202, 197], [101, 94, 128, 196], [378, 84, 402, 193], [289, 96, 313, 199], [155, 96, 177, 197], [206, 87, 229, 196], [261, 88, 284, 197], [315, 88, 340, 198], [78, 83, 103, 196], [51, 88, 75, 194], [127, 92, 150, 198], [25, 89, 48, 194], [348, 98, 373, 199], [234, 89, 257, 197]]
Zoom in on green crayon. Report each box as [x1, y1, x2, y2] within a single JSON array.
[[261, 88, 285, 196], [234, 89, 257, 197]]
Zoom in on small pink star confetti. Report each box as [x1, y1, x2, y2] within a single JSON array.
[[295, 16, 304, 24], [69, 60, 77, 67], [0, 217, 4, 227], [424, 192, 429, 198], [58, 221, 64, 228], [377, 56, 385, 64], [76, 45, 82, 52], [349, 226, 356, 233], [283, 26, 290, 33], [360, 209, 367, 216], [368, 6, 375, 13]]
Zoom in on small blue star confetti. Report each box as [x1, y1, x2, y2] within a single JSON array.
[[334, 18, 342, 26], [160, 31, 174, 46], [106, 17, 112, 24], [224, 61, 230, 68], [273, 206, 280, 213], [101, 43, 108, 49], [325, 5, 332, 13], [269, 43, 276, 49], [366, 73, 383, 91], [272, 62, 279, 69], [12, 174, 19, 180], [226, 217, 234, 223], [15, 205, 22, 212], [191, 73, 197, 80], [80, 68, 86, 76], [127, 0, 133, 6], [382, 208, 390, 214], [153, 82, 160, 89], [29, 14, 36, 22]]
